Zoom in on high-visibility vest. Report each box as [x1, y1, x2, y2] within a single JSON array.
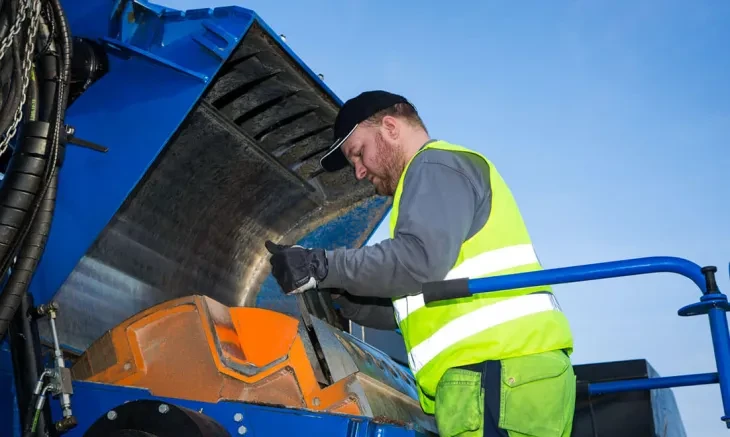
[[389, 140, 574, 414]]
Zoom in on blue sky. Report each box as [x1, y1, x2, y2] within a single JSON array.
[[169, 0, 730, 434]]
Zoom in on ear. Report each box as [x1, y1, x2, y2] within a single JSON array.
[[381, 115, 399, 141]]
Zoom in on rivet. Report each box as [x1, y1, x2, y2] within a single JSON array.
[[238, 425, 247, 435], [158, 404, 169, 414], [106, 410, 117, 420], [234, 413, 243, 422]]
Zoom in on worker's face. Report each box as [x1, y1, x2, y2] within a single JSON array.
[[341, 117, 405, 196]]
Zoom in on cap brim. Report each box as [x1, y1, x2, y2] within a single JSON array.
[[319, 124, 357, 172]]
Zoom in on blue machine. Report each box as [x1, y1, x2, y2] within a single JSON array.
[[0, 0, 720, 436]]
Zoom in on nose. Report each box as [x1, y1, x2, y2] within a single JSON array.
[[354, 162, 367, 180]]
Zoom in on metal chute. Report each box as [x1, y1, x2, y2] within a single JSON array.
[[33, 12, 390, 353]]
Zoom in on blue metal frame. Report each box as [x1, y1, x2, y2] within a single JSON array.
[[42, 380, 428, 437], [449, 256, 730, 428]]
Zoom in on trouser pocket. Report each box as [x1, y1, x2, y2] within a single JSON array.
[[434, 368, 484, 437], [498, 350, 576, 437]]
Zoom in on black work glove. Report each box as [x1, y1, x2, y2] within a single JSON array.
[[265, 240, 328, 294]]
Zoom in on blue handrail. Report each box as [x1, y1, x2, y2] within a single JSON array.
[[420, 256, 730, 429], [466, 256, 707, 296]]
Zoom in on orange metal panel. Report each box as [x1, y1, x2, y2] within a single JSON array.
[[70, 295, 365, 416]]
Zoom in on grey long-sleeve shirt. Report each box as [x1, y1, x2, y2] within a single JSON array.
[[319, 143, 493, 330]]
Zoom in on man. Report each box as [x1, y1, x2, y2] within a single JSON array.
[[265, 90, 576, 437]]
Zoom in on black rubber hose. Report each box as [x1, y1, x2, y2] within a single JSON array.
[[23, 67, 38, 123], [0, 0, 64, 339], [0, 125, 53, 338], [0, 126, 54, 340], [21, 395, 38, 437], [13, 171, 57, 437], [0, 0, 20, 120], [0, 32, 23, 133], [50, 0, 71, 112], [3, 47, 55, 437], [12, 292, 49, 437], [37, 51, 57, 122]]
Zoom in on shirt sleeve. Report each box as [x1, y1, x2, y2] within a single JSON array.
[[318, 150, 486, 299]]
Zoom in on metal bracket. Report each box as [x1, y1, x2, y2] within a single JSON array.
[[678, 293, 730, 317], [101, 37, 210, 82], [193, 21, 239, 61]]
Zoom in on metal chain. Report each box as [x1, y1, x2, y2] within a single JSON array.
[[0, 0, 30, 63], [0, 0, 42, 156]]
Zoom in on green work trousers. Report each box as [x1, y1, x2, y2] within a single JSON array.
[[433, 349, 576, 437]]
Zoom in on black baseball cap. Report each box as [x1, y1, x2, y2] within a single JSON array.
[[319, 90, 411, 172]]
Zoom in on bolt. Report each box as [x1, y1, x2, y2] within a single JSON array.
[[234, 413, 243, 422], [106, 410, 117, 420], [313, 397, 320, 407], [158, 404, 169, 414], [123, 362, 132, 371], [318, 73, 324, 80], [238, 425, 247, 435]]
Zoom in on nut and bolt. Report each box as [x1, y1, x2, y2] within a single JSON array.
[[158, 404, 169, 414], [238, 425, 247, 435], [233, 413, 243, 422], [106, 410, 117, 420]]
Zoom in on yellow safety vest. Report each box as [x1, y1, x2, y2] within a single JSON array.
[[389, 140, 574, 414]]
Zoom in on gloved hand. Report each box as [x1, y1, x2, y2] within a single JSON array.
[[265, 240, 328, 294]]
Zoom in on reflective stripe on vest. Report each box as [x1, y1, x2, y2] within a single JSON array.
[[387, 140, 574, 414], [406, 292, 562, 374], [392, 243, 540, 325]]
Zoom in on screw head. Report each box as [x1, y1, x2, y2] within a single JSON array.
[[106, 410, 117, 420], [234, 413, 243, 422], [158, 404, 169, 414]]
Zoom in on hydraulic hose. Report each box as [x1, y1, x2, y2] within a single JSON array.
[[0, 123, 54, 339], [3, 166, 58, 337], [3, 25, 59, 433], [23, 66, 37, 123], [0, 2, 69, 436], [0, 30, 22, 133], [0, 0, 66, 339]]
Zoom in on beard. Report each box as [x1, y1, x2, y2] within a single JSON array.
[[373, 131, 406, 196]]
